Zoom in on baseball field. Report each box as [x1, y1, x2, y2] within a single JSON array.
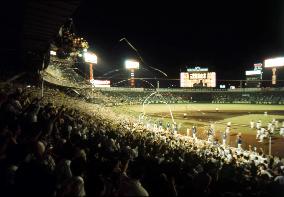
[[115, 103, 284, 157]]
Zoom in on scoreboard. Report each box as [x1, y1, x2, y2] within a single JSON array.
[[180, 72, 216, 87], [245, 70, 262, 87]]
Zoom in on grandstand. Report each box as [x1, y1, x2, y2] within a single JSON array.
[[90, 87, 284, 105], [1, 1, 284, 197]]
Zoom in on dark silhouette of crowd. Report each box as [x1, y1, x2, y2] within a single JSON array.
[[0, 85, 284, 197]]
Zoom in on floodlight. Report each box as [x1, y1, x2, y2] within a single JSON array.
[[264, 57, 284, 68], [84, 52, 97, 64], [125, 60, 139, 69]]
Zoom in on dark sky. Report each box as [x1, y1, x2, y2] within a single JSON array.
[[72, 0, 284, 80]]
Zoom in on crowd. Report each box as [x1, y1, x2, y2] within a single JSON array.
[[0, 85, 284, 197], [43, 56, 90, 88], [97, 90, 284, 106], [212, 92, 284, 105], [98, 91, 205, 106]]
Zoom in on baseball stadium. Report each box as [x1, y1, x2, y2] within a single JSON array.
[[1, 1, 284, 197]]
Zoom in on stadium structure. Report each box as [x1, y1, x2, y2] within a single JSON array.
[[1, 1, 284, 197]]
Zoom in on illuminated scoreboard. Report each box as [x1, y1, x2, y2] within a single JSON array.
[[90, 79, 111, 87], [245, 70, 262, 80], [180, 72, 216, 87], [245, 69, 262, 88]]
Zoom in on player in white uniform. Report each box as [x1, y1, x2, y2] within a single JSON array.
[[259, 127, 265, 142], [256, 120, 261, 129], [225, 126, 230, 134], [225, 126, 231, 146], [270, 125, 275, 134], [267, 122, 272, 131], [173, 122, 178, 136], [192, 126, 197, 140], [280, 127, 284, 136], [256, 128, 261, 140], [275, 120, 279, 128], [250, 120, 255, 129], [186, 128, 190, 137]]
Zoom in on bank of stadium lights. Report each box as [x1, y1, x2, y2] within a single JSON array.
[[125, 60, 139, 69], [264, 57, 284, 85], [84, 52, 98, 81], [264, 57, 284, 68], [84, 52, 97, 64], [125, 60, 139, 88]]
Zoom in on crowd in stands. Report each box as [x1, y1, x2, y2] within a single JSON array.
[[97, 91, 209, 106], [0, 84, 284, 197], [46, 58, 86, 84], [212, 92, 284, 105], [93, 90, 284, 106]]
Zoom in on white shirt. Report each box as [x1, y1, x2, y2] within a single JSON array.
[[260, 128, 265, 134], [250, 121, 254, 128], [267, 123, 272, 130], [256, 122, 261, 129]]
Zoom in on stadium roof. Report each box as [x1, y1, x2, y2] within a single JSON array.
[[0, 1, 81, 74], [22, 1, 81, 53]]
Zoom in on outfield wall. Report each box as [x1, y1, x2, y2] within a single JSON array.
[[95, 86, 284, 93]]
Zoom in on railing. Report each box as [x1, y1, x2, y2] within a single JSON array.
[[94, 86, 284, 93]]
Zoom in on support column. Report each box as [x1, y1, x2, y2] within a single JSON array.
[[272, 67, 277, 85], [130, 68, 135, 88], [89, 63, 93, 80]]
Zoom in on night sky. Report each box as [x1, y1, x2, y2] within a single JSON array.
[[72, 0, 284, 81]]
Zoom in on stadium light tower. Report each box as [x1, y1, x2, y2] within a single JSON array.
[[125, 60, 139, 88], [84, 51, 97, 81], [264, 57, 284, 85]]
